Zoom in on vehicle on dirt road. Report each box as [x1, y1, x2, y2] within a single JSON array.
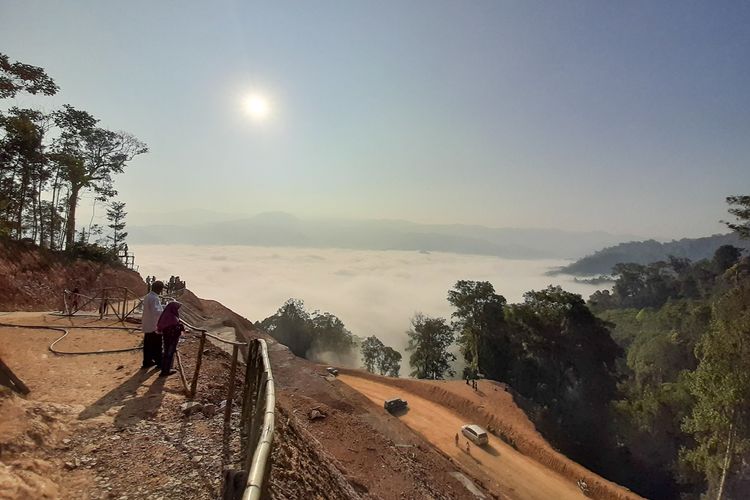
[[326, 366, 339, 376], [384, 397, 408, 413], [461, 424, 489, 446]]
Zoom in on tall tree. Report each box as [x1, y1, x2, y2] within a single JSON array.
[[723, 196, 750, 239], [361, 335, 385, 373], [50, 105, 147, 249], [406, 313, 455, 379], [378, 346, 402, 377], [106, 201, 128, 252], [447, 280, 506, 377], [0, 108, 49, 238]]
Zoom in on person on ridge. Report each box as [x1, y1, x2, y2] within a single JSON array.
[[141, 280, 164, 369], [157, 301, 185, 377]]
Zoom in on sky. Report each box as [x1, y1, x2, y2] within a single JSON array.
[[1, 1, 749, 238]]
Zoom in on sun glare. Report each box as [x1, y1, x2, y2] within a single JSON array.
[[243, 94, 271, 121]]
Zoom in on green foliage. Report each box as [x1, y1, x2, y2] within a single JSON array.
[[447, 280, 505, 377], [681, 285, 750, 496], [379, 346, 402, 377], [596, 289, 728, 496], [723, 195, 750, 239], [406, 313, 456, 379], [106, 201, 128, 252], [713, 244, 742, 273], [593, 249, 743, 313], [0, 53, 58, 98], [361, 335, 384, 373], [361, 335, 402, 377], [260, 299, 356, 361], [65, 241, 118, 264]]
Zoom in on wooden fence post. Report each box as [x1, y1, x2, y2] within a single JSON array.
[[224, 344, 239, 423], [190, 333, 206, 399]]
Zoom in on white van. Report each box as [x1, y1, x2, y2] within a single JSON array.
[[461, 424, 489, 446]]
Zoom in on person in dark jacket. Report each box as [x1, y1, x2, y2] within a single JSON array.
[[157, 301, 185, 376]]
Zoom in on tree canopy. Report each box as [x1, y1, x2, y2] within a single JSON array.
[[406, 313, 455, 379]]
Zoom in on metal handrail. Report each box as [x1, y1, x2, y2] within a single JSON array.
[[176, 312, 275, 499], [241, 339, 275, 500]]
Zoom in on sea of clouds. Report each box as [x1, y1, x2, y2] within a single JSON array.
[[133, 245, 604, 356]]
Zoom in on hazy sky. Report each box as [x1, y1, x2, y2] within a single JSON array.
[[2, 1, 749, 238]]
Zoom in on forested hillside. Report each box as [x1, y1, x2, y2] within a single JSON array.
[[256, 197, 750, 500], [557, 233, 750, 276]]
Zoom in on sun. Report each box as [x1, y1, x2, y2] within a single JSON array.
[[243, 94, 271, 121]]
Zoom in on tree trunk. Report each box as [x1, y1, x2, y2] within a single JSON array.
[[65, 185, 80, 250], [716, 415, 736, 500], [15, 164, 30, 239]]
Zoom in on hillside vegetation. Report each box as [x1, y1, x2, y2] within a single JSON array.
[[556, 233, 750, 276]]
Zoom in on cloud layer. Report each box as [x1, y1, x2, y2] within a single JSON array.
[[133, 245, 602, 355]]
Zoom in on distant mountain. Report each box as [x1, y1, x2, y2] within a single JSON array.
[[554, 233, 750, 276], [128, 212, 637, 260]]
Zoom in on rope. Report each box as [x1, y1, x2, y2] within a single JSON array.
[[0, 320, 143, 355]]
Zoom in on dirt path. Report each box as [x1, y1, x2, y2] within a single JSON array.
[[0, 311, 238, 499], [339, 373, 588, 500]]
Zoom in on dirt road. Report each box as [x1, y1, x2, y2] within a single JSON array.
[[339, 373, 587, 500]]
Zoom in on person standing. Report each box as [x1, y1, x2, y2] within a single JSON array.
[[141, 280, 164, 369], [157, 301, 185, 377]]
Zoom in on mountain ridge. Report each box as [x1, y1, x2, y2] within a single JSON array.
[[128, 212, 639, 260]]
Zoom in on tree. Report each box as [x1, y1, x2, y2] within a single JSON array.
[[361, 335, 385, 373], [260, 299, 313, 358], [682, 285, 750, 498], [309, 311, 356, 356], [0, 53, 58, 98], [406, 313, 455, 379], [361, 335, 401, 377], [713, 245, 742, 274], [378, 346, 402, 377], [723, 196, 750, 239], [106, 201, 128, 252], [447, 280, 506, 377], [260, 299, 357, 361], [51, 105, 147, 249], [0, 108, 51, 240]]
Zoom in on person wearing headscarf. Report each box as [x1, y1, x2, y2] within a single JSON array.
[[157, 301, 185, 377]]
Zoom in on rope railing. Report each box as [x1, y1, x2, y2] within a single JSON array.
[[62, 286, 144, 322]]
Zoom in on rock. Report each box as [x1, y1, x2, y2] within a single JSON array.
[[180, 402, 203, 416], [192, 455, 203, 463], [308, 409, 326, 421], [116, 365, 124, 370], [201, 403, 217, 417]]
